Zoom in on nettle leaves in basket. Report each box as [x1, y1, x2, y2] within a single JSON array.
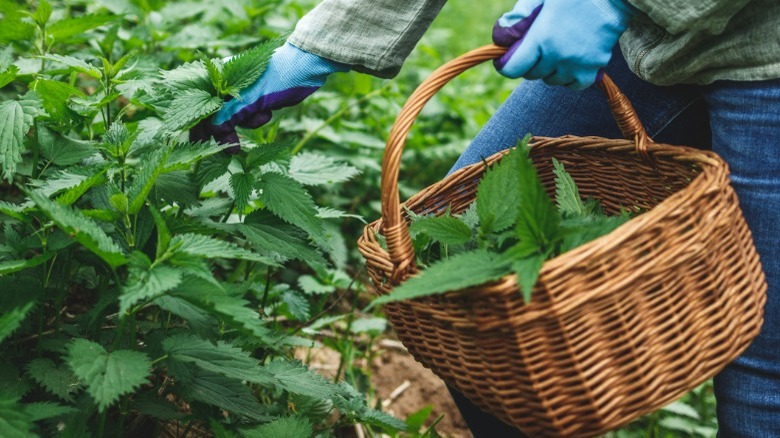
[[370, 137, 631, 308]]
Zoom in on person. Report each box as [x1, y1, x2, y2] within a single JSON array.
[[193, 0, 780, 436]]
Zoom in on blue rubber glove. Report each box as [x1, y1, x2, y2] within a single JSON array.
[[493, 0, 636, 90], [191, 42, 350, 149]]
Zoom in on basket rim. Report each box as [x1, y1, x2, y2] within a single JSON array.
[[360, 135, 731, 317]]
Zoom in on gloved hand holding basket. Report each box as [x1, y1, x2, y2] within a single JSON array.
[[357, 45, 767, 438]]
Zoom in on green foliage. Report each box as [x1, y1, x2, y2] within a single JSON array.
[[0, 0, 712, 435], [27, 358, 80, 402], [0, 302, 35, 343], [27, 190, 127, 268], [245, 416, 312, 438], [369, 250, 511, 308], [0, 94, 40, 180], [66, 339, 152, 412], [258, 172, 327, 245], [409, 213, 472, 246], [373, 142, 631, 308], [0, 395, 34, 438], [289, 151, 361, 186], [223, 36, 284, 97], [163, 89, 223, 132], [552, 157, 586, 216]]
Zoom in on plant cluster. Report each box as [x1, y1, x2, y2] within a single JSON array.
[[0, 0, 720, 436], [371, 138, 631, 308], [0, 0, 405, 436]]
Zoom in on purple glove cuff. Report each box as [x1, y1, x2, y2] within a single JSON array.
[[492, 4, 542, 71], [492, 4, 542, 47], [191, 85, 319, 152]]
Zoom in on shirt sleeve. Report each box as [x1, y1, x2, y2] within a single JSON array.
[[288, 0, 447, 78], [625, 0, 752, 35]]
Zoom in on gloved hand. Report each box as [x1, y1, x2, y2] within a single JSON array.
[[493, 0, 636, 90], [191, 41, 350, 148]]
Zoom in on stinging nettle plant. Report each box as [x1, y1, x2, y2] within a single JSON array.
[[0, 0, 401, 436]]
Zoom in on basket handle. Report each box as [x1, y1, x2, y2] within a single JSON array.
[[380, 44, 651, 274]]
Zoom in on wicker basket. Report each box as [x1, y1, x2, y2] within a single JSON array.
[[357, 45, 767, 437]]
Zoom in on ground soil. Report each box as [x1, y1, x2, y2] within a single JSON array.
[[298, 339, 473, 438]]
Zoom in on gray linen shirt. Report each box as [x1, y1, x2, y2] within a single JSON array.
[[289, 0, 780, 85]]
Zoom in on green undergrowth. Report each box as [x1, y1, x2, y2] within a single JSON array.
[[0, 0, 717, 436]]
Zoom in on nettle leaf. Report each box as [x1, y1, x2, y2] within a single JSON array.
[[210, 296, 273, 341], [57, 168, 108, 206], [258, 172, 326, 246], [0, 301, 35, 343], [0, 252, 54, 276], [0, 65, 18, 88], [0, 201, 25, 221], [48, 14, 114, 41], [31, 79, 85, 121], [476, 150, 522, 235], [223, 37, 283, 94], [159, 61, 213, 94], [357, 408, 408, 432], [155, 171, 199, 208], [0, 97, 38, 180], [229, 171, 255, 213], [552, 158, 586, 217], [0, 46, 12, 70], [288, 152, 361, 186], [28, 170, 87, 197], [132, 118, 164, 150], [195, 153, 231, 188], [171, 366, 268, 421], [24, 402, 78, 422], [42, 54, 101, 78], [120, 264, 183, 315], [368, 250, 512, 309], [239, 212, 324, 264], [164, 334, 339, 399], [171, 233, 274, 264], [128, 146, 170, 214], [409, 214, 472, 246], [245, 139, 293, 168], [32, 0, 53, 27], [27, 190, 127, 268], [0, 20, 36, 44], [298, 275, 334, 295], [65, 339, 152, 412], [38, 125, 96, 166], [0, 395, 34, 438], [166, 139, 225, 169], [262, 360, 339, 399], [203, 56, 224, 93], [512, 254, 545, 303], [512, 145, 561, 250], [163, 89, 222, 132], [163, 334, 263, 381], [559, 215, 629, 253], [153, 296, 214, 335], [148, 205, 170, 260], [26, 358, 80, 402], [281, 290, 310, 321], [244, 416, 312, 438]]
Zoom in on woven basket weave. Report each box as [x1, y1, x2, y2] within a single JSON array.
[[357, 45, 767, 437]]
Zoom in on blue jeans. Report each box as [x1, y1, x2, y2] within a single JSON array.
[[449, 49, 780, 437]]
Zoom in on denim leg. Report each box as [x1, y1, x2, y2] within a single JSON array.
[[701, 79, 780, 438], [447, 49, 711, 437], [449, 47, 710, 173]]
